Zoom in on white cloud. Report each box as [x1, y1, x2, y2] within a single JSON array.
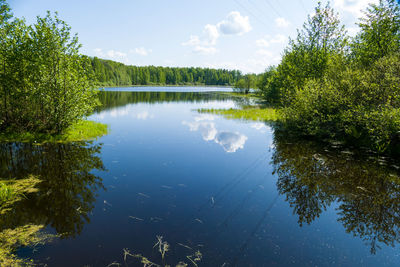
[[94, 48, 128, 63], [270, 34, 287, 44], [333, 0, 379, 19], [256, 34, 287, 49], [136, 111, 154, 120], [256, 38, 270, 48], [275, 17, 290, 28], [193, 46, 217, 55], [204, 24, 219, 45], [182, 35, 201, 46], [256, 49, 273, 57], [131, 47, 152, 56], [217, 11, 251, 35], [215, 131, 248, 153], [182, 11, 251, 55], [182, 25, 219, 55]]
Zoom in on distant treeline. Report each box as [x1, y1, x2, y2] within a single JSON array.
[[89, 57, 242, 87]]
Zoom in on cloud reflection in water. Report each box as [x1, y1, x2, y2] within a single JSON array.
[[182, 115, 248, 153]]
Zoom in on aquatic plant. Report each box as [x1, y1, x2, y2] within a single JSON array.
[[0, 176, 41, 215], [198, 107, 279, 122], [116, 236, 202, 267], [0, 224, 53, 266], [0, 182, 14, 204], [0, 176, 54, 266], [153, 236, 169, 260]]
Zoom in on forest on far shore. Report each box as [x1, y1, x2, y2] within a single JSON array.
[[89, 57, 243, 87]]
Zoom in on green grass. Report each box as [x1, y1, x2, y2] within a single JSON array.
[[0, 176, 41, 215], [0, 120, 108, 143], [198, 107, 280, 122], [221, 92, 260, 98], [0, 183, 15, 205]]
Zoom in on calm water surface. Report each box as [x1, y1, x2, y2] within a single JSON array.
[[3, 90, 400, 266]]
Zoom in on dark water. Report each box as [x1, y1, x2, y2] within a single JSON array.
[[3, 90, 400, 266]]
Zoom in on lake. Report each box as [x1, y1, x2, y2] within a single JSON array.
[[3, 89, 400, 266]]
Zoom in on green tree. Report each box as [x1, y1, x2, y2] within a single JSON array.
[[273, 2, 347, 106], [29, 12, 98, 133], [0, 6, 99, 134], [257, 66, 280, 103], [234, 74, 255, 94], [351, 0, 400, 67]]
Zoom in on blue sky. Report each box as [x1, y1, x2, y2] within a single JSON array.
[[9, 0, 378, 73]]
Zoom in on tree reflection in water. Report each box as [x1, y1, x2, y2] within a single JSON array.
[[0, 141, 105, 238], [272, 129, 400, 254]]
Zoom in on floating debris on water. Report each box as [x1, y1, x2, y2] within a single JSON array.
[[259, 185, 265, 189], [194, 218, 203, 224], [104, 200, 112, 206], [178, 243, 193, 250], [129, 216, 144, 221], [106, 261, 121, 267], [138, 192, 150, 198], [187, 250, 202, 267], [153, 236, 169, 260], [109, 185, 116, 189], [150, 217, 163, 222], [122, 236, 202, 266], [210, 197, 215, 205]]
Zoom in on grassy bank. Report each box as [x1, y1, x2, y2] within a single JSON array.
[[0, 120, 108, 143], [198, 106, 280, 122], [220, 92, 259, 98]]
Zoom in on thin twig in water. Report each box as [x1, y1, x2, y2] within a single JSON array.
[[106, 261, 121, 267], [177, 243, 193, 250], [153, 236, 170, 260], [186, 250, 202, 267], [129, 216, 144, 221], [123, 248, 160, 267]]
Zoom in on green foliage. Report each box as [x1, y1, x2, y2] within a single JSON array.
[[198, 107, 279, 122], [0, 182, 14, 204], [0, 6, 99, 134], [90, 57, 242, 87], [233, 74, 256, 94], [257, 0, 400, 154], [257, 66, 281, 103], [275, 1, 347, 106], [0, 120, 108, 143], [351, 0, 400, 67]]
